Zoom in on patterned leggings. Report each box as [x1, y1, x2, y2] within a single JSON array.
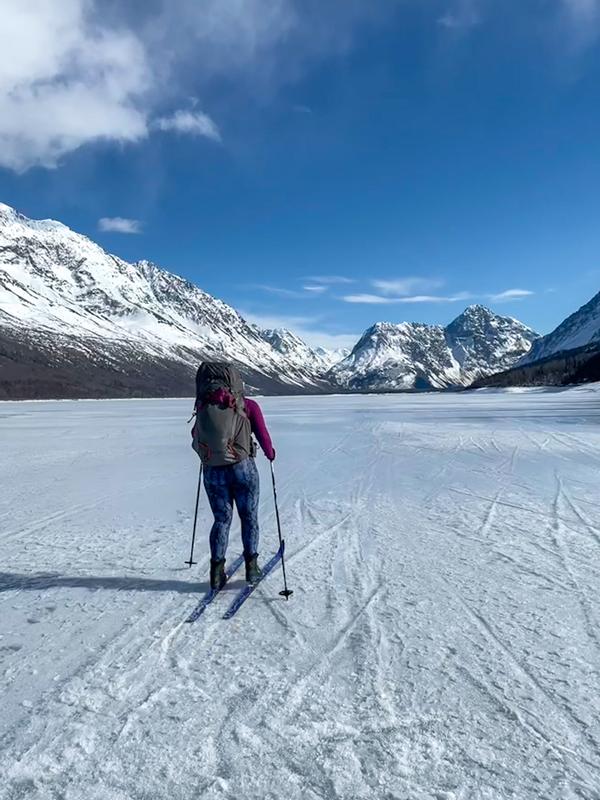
[[203, 457, 260, 561]]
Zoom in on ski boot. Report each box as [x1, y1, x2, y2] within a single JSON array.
[[245, 553, 262, 585], [210, 558, 227, 590]]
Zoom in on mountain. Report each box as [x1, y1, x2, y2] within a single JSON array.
[[519, 290, 600, 365], [0, 204, 540, 400], [472, 341, 600, 389], [473, 289, 600, 389], [446, 305, 539, 380], [0, 204, 329, 399], [330, 305, 538, 391], [315, 346, 351, 370], [260, 328, 338, 377]]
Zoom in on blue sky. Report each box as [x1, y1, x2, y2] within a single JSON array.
[[1, 0, 600, 349]]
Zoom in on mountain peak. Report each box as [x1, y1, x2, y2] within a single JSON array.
[[452, 304, 496, 322], [448, 304, 537, 335], [0, 203, 69, 234], [0, 202, 20, 222]]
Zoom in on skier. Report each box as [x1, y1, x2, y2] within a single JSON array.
[[192, 362, 276, 590]]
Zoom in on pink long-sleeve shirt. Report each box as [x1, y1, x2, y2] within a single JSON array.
[[244, 398, 275, 460]]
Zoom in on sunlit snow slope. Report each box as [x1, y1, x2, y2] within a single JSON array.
[[520, 289, 600, 365], [1, 389, 599, 799]]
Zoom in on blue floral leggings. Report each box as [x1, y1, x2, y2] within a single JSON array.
[[203, 457, 260, 561]]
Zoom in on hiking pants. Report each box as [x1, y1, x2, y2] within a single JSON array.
[[203, 457, 260, 561]]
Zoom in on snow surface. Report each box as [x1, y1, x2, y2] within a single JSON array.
[[1, 388, 600, 799]]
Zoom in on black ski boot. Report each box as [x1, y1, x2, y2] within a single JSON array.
[[245, 553, 262, 585], [210, 559, 227, 590]]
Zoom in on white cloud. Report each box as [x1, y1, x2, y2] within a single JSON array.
[[239, 309, 359, 350], [255, 284, 327, 299], [345, 288, 533, 305], [0, 1, 391, 172], [343, 292, 472, 304], [342, 293, 399, 305], [3, 1, 599, 173], [308, 275, 356, 285], [255, 285, 308, 299], [303, 285, 328, 293], [153, 110, 221, 141], [488, 289, 534, 302], [0, 0, 150, 172], [98, 217, 142, 234], [372, 277, 444, 296]]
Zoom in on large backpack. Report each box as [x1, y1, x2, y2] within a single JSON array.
[[192, 362, 254, 467]]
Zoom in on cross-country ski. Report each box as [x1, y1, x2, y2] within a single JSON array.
[[223, 544, 284, 620], [185, 553, 245, 623]]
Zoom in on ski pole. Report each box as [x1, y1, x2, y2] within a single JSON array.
[[270, 461, 293, 599], [185, 463, 203, 567]]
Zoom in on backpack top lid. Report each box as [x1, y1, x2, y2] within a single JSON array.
[[195, 362, 244, 403]]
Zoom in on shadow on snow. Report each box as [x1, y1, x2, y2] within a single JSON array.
[[0, 573, 248, 595]]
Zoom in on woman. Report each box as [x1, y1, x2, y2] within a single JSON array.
[[192, 362, 275, 589]]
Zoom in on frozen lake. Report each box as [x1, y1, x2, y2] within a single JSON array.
[[1, 387, 600, 799]]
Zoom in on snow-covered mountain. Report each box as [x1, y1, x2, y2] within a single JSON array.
[[315, 346, 351, 370], [0, 203, 540, 399], [259, 328, 343, 376], [519, 289, 600, 365], [0, 203, 330, 397], [330, 306, 538, 391]]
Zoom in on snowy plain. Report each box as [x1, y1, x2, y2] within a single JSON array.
[[1, 387, 600, 800]]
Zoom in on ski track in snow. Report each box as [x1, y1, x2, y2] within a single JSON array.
[[1, 389, 600, 799]]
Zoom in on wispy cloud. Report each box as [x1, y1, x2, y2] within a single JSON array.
[[255, 284, 326, 299], [562, 0, 600, 21], [488, 289, 534, 302], [98, 217, 142, 234], [343, 292, 472, 305], [372, 277, 444, 296], [339, 286, 535, 305], [239, 309, 358, 350], [308, 275, 356, 285], [559, 0, 600, 46], [303, 285, 328, 293], [153, 110, 221, 141], [342, 293, 399, 305]]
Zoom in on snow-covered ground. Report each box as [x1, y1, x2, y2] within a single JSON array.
[[1, 387, 600, 800]]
